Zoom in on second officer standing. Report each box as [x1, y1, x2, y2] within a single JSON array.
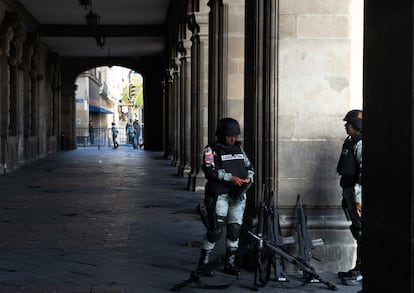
[[336, 110, 363, 287]]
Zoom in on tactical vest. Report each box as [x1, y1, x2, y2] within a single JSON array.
[[206, 142, 248, 194], [337, 134, 362, 187]]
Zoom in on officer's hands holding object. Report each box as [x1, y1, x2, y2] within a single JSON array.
[[230, 177, 252, 201], [231, 176, 250, 186]]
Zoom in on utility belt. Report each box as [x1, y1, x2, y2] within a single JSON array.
[[205, 181, 232, 195], [198, 182, 252, 229]]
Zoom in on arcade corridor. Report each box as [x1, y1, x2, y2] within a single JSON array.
[[0, 1, 413, 292], [0, 147, 361, 293]]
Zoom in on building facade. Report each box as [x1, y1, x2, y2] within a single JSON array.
[[0, 0, 363, 272], [1, 1, 413, 291]]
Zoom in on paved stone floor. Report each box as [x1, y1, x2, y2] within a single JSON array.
[[0, 147, 362, 293]]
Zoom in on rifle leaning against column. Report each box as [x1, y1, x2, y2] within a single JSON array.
[[248, 231, 337, 291], [252, 186, 266, 290], [296, 194, 325, 282], [268, 191, 295, 282], [248, 192, 337, 291], [252, 188, 295, 290]]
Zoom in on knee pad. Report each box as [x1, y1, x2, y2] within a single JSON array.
[[227, 223, 241, 242], [207, 222, 224, 243]]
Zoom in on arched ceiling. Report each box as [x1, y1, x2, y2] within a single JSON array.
[[1, 0, 172, 57]]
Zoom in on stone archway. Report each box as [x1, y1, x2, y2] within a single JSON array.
[[59, 57, 165, 151]]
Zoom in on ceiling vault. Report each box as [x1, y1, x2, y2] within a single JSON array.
[[1, 0, 172, 57]]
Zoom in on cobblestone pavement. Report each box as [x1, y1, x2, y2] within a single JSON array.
[[0, 147, 362, 293]]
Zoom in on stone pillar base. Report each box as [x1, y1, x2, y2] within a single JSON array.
[[178, 163, 192, 177], [187, 172, 206, 191]]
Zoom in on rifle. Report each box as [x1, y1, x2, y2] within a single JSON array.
[[248, 231, 337, 291], [341, 197, 351, 221], [171, 246, 250, 291], [296, 194, 325, 281], [268, 191, 295, 282], [252, 187, 294, 290], [252, 186, 266, 290], [231, 181, 253, 200], [248, 191, 336, 291]]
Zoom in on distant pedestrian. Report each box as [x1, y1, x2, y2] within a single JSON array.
[[89, 121, 95, 144], [111, 122, 119, 148], [126, 119, 135, 146], [133, 120, 140, 149]]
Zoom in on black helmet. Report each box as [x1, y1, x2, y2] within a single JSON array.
[[215, 117, 241, 138], [343, 109, 362, 130]]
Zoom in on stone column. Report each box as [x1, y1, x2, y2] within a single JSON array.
[[15, 27, 24, 164], [177, 50, 185, 173], [138, 58, 164, 151], [44, 52, 60, 154], [161, 79, 168, 158], [0, 12, 23, 171], [187, 9, 209, 191], [171, 56, 181, 167], [59, 83, 77, 150], [178, 39, 192, 177], [166, 56, 180, 164], [165, 68, 174, 160], [23, 33, 41, 161], [207, 0, 226, 142], [244, 0, 273, 218], [223, 0, 245, 128], [363, 2, 413, 292]]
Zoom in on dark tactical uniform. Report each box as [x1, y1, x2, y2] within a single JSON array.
[[198, 118, 254, 275], [337, 110, 363, 285]]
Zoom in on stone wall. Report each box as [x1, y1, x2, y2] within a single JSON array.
[[278, 0, 363, 205], [225, 0, 245, 131], [0, 6, 60, 173], [277, 0, 364, 271]]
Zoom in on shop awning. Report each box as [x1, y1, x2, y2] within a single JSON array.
[[89, 105, 113, 114]]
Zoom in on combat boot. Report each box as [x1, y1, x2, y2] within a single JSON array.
[[224, 250, 239, 276], [341, 273, 362, 286], [337, 266, 360, 279], [197, 249, 214, 277]]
